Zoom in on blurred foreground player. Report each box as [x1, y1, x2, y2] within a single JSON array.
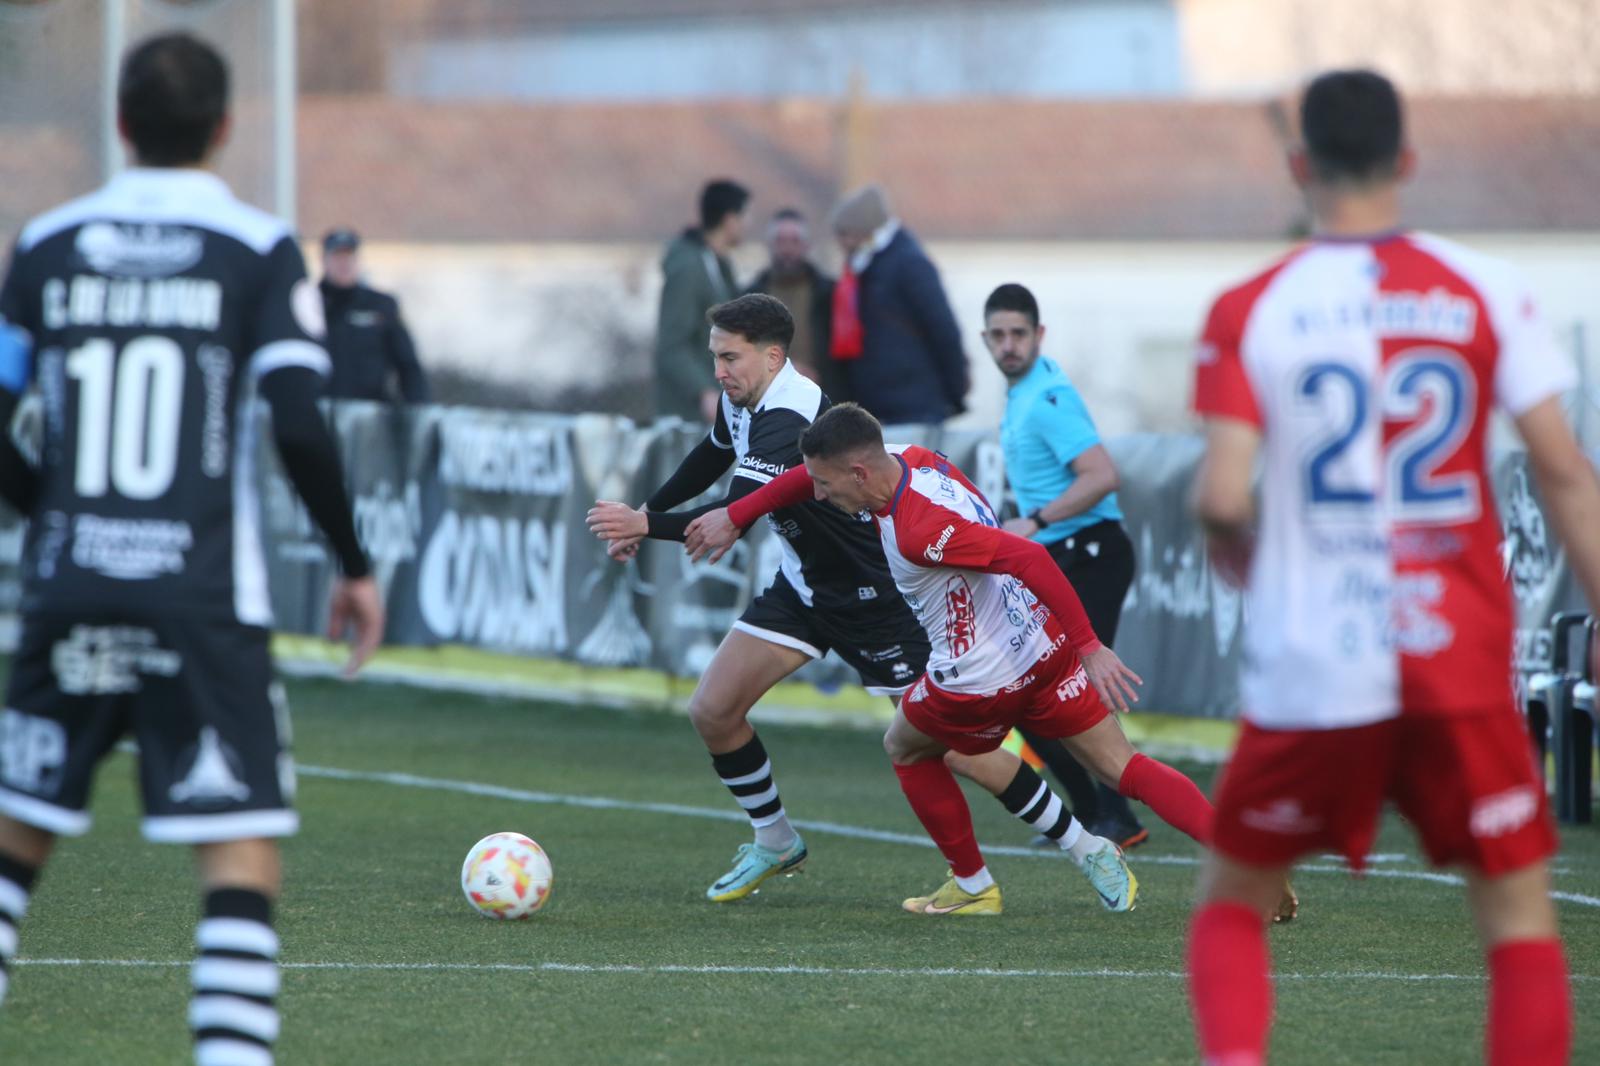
[[0, 34, 384, 1066], [589, 296, 1119, 912], [687, 403, 1222, 914], [1187, 69, 1600, 1066]]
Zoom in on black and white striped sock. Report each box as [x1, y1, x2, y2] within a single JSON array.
[[191, 887, 280, 1066], [0, 852, 38, 1008], [998, 763, 1086, 851], [711, 734, 797, 851]]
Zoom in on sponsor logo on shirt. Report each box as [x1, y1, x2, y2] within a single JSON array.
[[74, 222, 204, 277], [924, 524, 956, 563], [857, 586, 878, 601], [945, 577, 976, 657], [739, 456, 788, 477], [1470, 786, 1539, 839], [1003, 672, 1036, 694]]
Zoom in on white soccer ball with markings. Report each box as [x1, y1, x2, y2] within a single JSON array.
[[461, 832, 553, 919]]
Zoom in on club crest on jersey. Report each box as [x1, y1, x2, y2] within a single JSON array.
[[75, 222, 204, 277], [924, 524, 956, 563]]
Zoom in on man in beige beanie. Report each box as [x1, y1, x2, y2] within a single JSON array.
[[828, 184, 969, 424]]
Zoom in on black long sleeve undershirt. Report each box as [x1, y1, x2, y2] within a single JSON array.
[[257, 366, 371, 578], [0, 391, 38, 516], [645, 472, 767, 542], [644, 433, 733, 513]]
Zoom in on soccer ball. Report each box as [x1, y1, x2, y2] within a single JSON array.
[[460, 832, 553, 919]]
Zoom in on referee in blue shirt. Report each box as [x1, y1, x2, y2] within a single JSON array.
[[982, 283, 1146, 848]]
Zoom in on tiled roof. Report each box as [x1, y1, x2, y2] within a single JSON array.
[[5, 95, 1599, 243]]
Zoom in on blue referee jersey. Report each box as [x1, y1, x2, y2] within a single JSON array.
[[1000, 356, 1121, 545]]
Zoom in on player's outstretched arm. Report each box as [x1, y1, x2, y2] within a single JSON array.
[[975, 531, 1142, 713], [1518, 396, 1600, 665], [685, 465, 816, 562], [1192, 417, 1261, 587]]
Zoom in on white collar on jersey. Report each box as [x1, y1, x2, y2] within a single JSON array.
[[107, 166, 234, 202], [751, 358, 800, 414]]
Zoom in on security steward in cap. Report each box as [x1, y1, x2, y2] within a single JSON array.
[[318, 228, 430, 403]]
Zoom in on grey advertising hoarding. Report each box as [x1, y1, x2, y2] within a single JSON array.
[[0, 402, 1587, 718]]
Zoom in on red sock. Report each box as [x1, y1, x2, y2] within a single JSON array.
[[1189, 901, 1271, 1066], [892, 760, 984, 878], [1487, 939, 1570, 1066], [1119, 752, 1213, 844]]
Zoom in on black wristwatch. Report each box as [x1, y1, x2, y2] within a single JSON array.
[[1026, 510, 1047, 529]]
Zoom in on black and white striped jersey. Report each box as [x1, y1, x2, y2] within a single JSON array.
[[710, 360, 898, 611], [0, 168, 330, 624]]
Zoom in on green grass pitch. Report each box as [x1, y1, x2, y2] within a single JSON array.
[[1, 674, 1595, 1064]]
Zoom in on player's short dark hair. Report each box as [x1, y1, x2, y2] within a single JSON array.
[[771, 207, 806, 225], [699, 179, 751, 232], [800, 403, 884, 461], [117, 32, 230, 167], [984, 283, 1040, 328], [1300, 69, 1404, 184], [708, 293, 794, 353]]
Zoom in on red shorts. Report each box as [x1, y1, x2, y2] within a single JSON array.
[[900, 643, 1109, 757], [1212, 709, 1557, 876]]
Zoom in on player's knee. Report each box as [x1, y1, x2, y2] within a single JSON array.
[[0, 818, 55, 868]]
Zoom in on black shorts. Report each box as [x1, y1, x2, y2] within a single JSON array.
[[0, 613, 296, 843], [735, 572, 929, 695]]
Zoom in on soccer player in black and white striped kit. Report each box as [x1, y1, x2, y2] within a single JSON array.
[[0, 34, 384, 1065]]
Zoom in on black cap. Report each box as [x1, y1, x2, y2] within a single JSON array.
[[322, 227, 360, 251]]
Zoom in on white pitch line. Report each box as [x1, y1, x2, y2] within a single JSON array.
[[15, 958, 1596, 982], [294, 763, 1600, 908]]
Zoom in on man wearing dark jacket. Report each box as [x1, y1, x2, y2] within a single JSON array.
[[654, 180, 748, 422], [744, 208, 847, 403], [829, 185, 969, 425], [318, 228, 430, 404]]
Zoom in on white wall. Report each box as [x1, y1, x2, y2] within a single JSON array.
[[346, 233, 1600, 437]]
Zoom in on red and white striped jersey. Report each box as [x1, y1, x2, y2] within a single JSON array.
[[875, 445, 1058, 695], [1193, 232, 1574, 729]]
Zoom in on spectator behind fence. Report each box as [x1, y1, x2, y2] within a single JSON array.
[[830, 184, 969, 425], [319, 228, 430, 404], [745, 208, 846, 401], [655, 179, 749, 423]]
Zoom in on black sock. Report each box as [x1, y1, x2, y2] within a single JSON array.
[[997, 763, 1080, 843]]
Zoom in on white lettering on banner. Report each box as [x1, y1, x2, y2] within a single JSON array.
[[1127, 524, 1244, 656], [418, 511, 568, 653], [437, 420, 573, 496], [1500, 465, 1559, 608], [353, 480, 422, 589]]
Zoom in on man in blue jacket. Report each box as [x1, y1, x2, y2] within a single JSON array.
[[829, 185, 969, 425]]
